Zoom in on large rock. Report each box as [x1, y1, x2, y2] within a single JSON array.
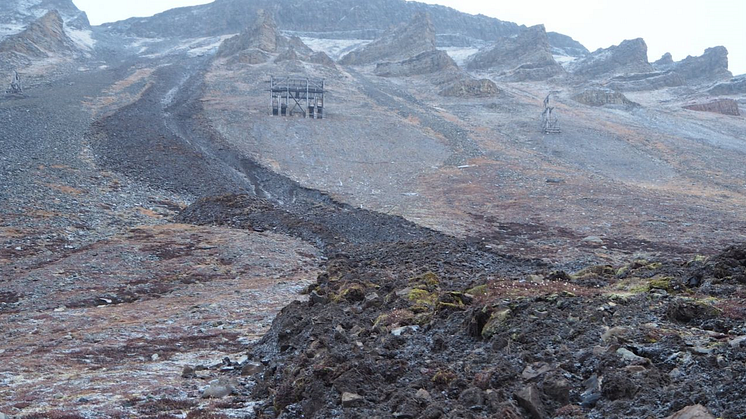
[[684, 99, 740, 116], [568, 38, 653, 79], [572, 88, 639, 107], [339, 12, 436, 65], [467, 25, 565, 81], [375, 50, 457, 77], [672, 46, 732, 83], [439, 76, 499, 98], [665, 404, 716, 419], [0, 10, 77, 59], [514, 384, 546, 419]]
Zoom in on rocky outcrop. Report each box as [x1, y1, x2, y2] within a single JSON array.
[[375, 50, 457, 77], [217, 10, 282, 56], [708, 76, 746, 96], [439, 77, 499, 97], [467, 25, 564, 81], [684, 99, 740, 116], [339, 12, 436, 65], [652, 52, 674, 70], [547, 31, 589, 58], [0, 10, 77, 59], [568, 38, 653, 79], [0, 0, 89, 40], [572, 88, 639, 108], [217, 10, 323, 67], [606, 71, 685, 91], [672, 46, 732, 84]]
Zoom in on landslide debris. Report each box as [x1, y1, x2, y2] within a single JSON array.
[[181, 187, 746, 419]]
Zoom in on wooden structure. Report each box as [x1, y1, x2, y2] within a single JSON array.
[[6, 71, 23, 95], [541, 93, 560, 134], [270, 76, 325, 119]]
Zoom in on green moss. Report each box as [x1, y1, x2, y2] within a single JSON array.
[[572, 265, 615, 280], [466, 284, 488, 296], [333, 283, 365, 303], [408, 288, 437, 306], [481, 308, 511, 339], [648, 277, 673, 291], [409, 271, 440, 290], [431, 369, 457, 386]]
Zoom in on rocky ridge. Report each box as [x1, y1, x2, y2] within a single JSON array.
[[568, 38, 653, 79], [339, 12, 436, 66], [466, 25, 565, 81]]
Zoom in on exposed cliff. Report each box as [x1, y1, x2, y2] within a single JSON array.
[[568, 38, 653, 79], [339, 12, 436, 66]]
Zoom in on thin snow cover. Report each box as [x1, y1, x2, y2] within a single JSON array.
[[186, 35, 234, 57], [553, 54, 577, 69], [441, 47, 479, 66], [0, 23, 24, 39], [299, 37, 371, 61], [65, 25, 95, 50]]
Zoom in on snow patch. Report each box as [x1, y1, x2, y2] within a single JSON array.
[[65, 26, 95, 50], [299, 37, 371, 61], [553, 54, 577, 69], [441, 47, 479, 67]]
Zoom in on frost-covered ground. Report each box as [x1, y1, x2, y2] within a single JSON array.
[[298, 37, 371, 61]]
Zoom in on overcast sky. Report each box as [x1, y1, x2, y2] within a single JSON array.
[[72, 0, 745, 75]]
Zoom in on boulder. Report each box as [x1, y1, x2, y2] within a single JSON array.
[[684, 99, 740, 116], [375, 50, 458, 77], [439, 77, 499, 98], [514, 384, 546, 419], [665, 404, 716, 419], [202, 377, 234, 398], [467, 25, 565, 81], [568, 38, 653, 79], [341, 392, 364, 407], [572, 89, 639, 108], [339, 12, 436, 65]]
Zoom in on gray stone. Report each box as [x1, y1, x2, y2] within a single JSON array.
[[514, 384, 546, 419], [415, 388, 432, 403], [459, 387, 484, 408], [729, 335, 746, 348], [665, 404, 716, 419], [341, 391, 364, 407], [241, 361, 262, 376], [202, 377, 234, 398]]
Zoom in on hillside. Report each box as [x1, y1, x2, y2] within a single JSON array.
[[1, 1, 745, 418]]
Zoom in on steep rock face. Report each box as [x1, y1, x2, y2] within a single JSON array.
[[673, 46, 732, 83], [568, 38, 653, 79], [374, 50, 457, 77], [217, 10, 282, 56], [466, 25, 564, 81], [0, 10, 76, 59], [606, 71, 685, 91], [547, 31, 589, 57], [339, 12, 436, 65], [102, 0, 523, 45], [572, 88, 639, 107], [708, 76, 746, 96], [684, 99, 740, 116]]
